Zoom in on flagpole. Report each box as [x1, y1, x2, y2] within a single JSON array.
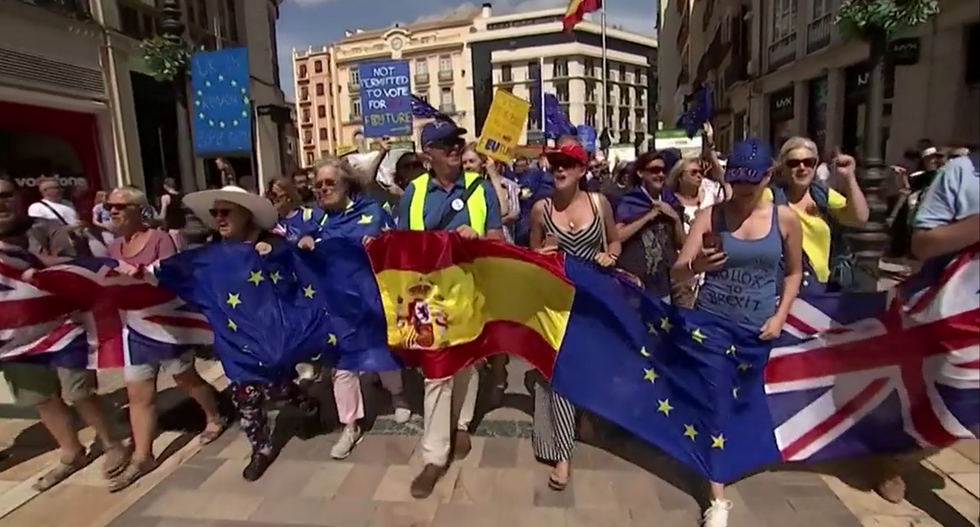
[[539, 56, 546, 142], [600, 2, 608, 138]]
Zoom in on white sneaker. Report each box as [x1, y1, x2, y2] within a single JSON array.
[[701, 499, 732, 527], [393, 407, 412, 424], [330, 424, 363, 460]]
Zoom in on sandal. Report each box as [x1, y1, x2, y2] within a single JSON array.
[[199, 417, 229, 445], [101, 445, 131, 479], [107, 459, 155, 493], [548, 473, 569, 491], [31, 454, 89, 492]]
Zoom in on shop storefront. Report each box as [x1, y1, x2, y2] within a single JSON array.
[[768, 86, 795, 151], [842, 60, 895, 159], [806, 75, 829, 156], [0, 100, 105, 211]]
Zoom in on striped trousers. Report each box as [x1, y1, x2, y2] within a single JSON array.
[[532, 380, 577, 462]]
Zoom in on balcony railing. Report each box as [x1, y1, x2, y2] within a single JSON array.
[[439, 103, 456, 114], [806, 13, 833, 54], [348, 80, 360, 92], [437, 70, 453, 82], [767, 34, 798, 73], [19, 0, 91, 19], [414, 73, 430, 85]]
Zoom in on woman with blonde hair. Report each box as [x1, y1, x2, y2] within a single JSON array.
[[105, 186, 225, 491], [765, 136, 869, 292]]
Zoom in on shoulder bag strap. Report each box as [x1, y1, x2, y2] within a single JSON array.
[[431, 176, 483, 232], [39, 201, 70, 226]]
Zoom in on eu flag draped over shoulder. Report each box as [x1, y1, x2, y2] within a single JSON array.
[[151, 241, 334, 382]]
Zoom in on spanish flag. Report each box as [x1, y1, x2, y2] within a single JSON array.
[[365, 231, 574, 379], [563, 0, 603, 33]]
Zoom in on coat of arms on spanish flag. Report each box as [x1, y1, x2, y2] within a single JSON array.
[[563, 0, 603, 32]]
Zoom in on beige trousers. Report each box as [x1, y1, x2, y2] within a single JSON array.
[[420, 366, 479, 466]]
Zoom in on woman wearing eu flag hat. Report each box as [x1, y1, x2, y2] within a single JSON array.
[[116, 185, 323, 482], [671, 137, 804, 527], [309, 156, 412, 460]]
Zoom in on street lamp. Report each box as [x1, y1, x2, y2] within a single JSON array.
[[158, 0, 197, 193]]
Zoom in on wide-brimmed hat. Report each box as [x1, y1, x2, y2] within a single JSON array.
[[183, 185, 278, 230], [724, 137, 774, 184]]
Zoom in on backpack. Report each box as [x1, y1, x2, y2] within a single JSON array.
[[770, 182, 856, 290]]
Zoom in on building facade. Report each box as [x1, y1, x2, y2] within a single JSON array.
[[675, 0, 979, 159], [292, 9, 480, 166], [468, 6, 659, 147], [0, 0, 291, 205]]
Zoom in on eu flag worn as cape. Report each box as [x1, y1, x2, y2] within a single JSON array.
[[317, 195, 393, 240], [153, 240, 333, 382]]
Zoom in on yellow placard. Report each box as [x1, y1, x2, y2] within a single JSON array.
[[476, 89, 531, 162]]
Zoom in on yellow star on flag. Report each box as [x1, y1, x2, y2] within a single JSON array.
[[270, 271, 282, 284], [647, 322, 658, 335], [357, 214, 373, 225], [690, 328, 706, 344], [732, 386, 740, 399], [660, 317, 672, 332], [643, 368, 658, 384], [726, 345, 737, 355], [657, 399, 673, 416], [248, 270, 264, 285], [711, 434, 727, 450], [303, 285, 316, 298], [327, 333, 337, 345], [639, 346, 650, 357], [683, 424, 698, 441], [737, 363, 751, 372], [226, 293, 241, 308], [227, 319, 238, 331]]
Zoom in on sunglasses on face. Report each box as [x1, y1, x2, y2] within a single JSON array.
[[641, 165, 665, 175], [0, 191, 15, 200], [105, 202, 136, 211], [209, 208, 233, 219], [552, 160, 583, 170], [686, 168, 704, 176], [429, 139, 464, 151], [785, 158, 818, 169]]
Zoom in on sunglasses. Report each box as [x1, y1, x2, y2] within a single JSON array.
[[315, 178, 338, 189], [687, 167, 704, 176], [785, 158, 818, 169], [105, 202, 136, 211], [0, 191, 15, 200], [209, 208, 233, 218], [552, 159, 583, 170], [429, 139, 464, 151], [641, 166, 665, 175]]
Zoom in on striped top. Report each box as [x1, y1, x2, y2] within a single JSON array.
[[542, 194, 605, 261]]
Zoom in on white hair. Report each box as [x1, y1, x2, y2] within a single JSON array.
[[109, 186, 149, 207]]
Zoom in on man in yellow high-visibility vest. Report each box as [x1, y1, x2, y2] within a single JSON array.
[[396, 120, 504, 498]]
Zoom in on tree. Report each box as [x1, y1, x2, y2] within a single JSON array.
[[834, 0, 940, 292]]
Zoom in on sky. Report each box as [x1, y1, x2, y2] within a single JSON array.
[[276, 0, 659, 100]]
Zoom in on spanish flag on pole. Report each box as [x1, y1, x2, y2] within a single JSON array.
[[563, 0, 603, 33]]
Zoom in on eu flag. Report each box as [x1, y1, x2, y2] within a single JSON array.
[[544, 93, 576, 139], [676, 83, 714, 139], [551, 258, 782, 483], [155, 240, 332, 383]]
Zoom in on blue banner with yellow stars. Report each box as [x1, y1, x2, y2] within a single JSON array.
[[550, 258, 782, 484], [190, 47, 253, 156]]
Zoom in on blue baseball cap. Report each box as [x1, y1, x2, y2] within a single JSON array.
[[724, 137, 774, 184], [420, 120, 467, 148]]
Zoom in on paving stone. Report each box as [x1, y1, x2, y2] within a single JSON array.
[[565, 506, 632, 527], [369, 500, 439, 527], [301, 462, 354, 498], [249, 496, 376, 526], [608, 471, 663, 514], [479, 438, 518, 468], [499, 505, 567, 527], [926, 448, 976, 475], [450, 466, 497, 505], [953, 441, 980, 465], [571, 469, 618, 510], [336, 464, 387, 499], [493, 467, 537, 508], [431, 503, 497, 527]]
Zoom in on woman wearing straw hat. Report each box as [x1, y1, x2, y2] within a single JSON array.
[[118, 185, 322, 481]]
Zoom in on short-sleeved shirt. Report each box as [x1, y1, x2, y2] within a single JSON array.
[[913, 154, 980, 230], [395, 173, 503, 232], [108, 228, 178, 266], [763, 186, 848, 283]]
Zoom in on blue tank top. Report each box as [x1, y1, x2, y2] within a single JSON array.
[[695, 205, 783, 329]]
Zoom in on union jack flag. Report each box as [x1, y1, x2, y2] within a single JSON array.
[[0, 248, 85, 361], [765, 246, 980, 462], [27, 259, 214, 369]]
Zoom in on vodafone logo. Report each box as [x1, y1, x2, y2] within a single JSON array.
[[13, 176, 89, 188]]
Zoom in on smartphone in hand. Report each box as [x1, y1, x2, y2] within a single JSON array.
[[702, 232, 723, 251]]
